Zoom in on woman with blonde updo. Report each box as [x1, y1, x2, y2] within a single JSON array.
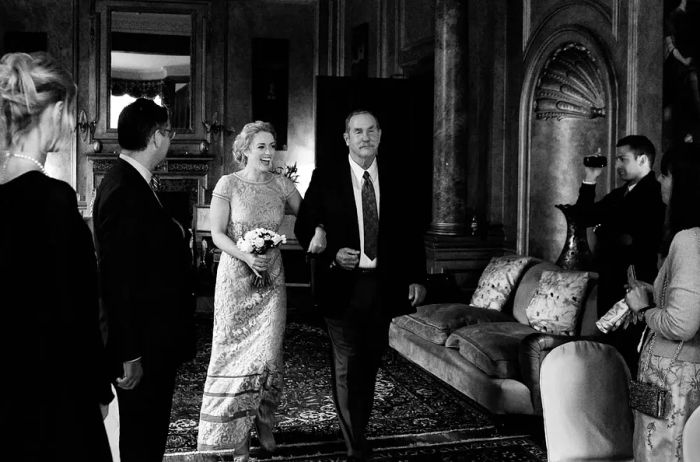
[[0, 52, 113, 461], [197, 121, 325, 457]]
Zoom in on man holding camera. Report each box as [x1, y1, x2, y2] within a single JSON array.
[[573, 135, 665, 374]]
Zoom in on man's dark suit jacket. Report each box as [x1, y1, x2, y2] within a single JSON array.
[[574, 171, 665, 312], [93, 159, 194, 371], [295, 157, 426, 319]]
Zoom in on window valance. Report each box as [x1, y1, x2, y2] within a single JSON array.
[[111, 78, 164, 99]]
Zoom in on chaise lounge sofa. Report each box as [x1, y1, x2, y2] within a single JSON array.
[[389, 257, 603, 415]]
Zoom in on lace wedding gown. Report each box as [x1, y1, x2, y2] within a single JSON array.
[[198, 172, 295, 451]]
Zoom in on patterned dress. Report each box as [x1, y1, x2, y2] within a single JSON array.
[[198, 172, 295, 451], [633, 228, 700, 461]]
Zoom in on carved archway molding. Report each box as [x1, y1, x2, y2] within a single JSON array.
[[517, 27, 617, 256], [534, 42, 606, 120]]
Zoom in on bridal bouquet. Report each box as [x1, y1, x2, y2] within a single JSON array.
[[237, 228, 286, 287]]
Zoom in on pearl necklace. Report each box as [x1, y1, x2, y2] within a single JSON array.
[[3, 152, 46, 175]]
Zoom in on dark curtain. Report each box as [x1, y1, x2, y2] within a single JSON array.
[[164, 79, 190, 129]]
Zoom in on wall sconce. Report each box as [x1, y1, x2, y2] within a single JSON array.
[[202, 112, 235, 139], [77, 109, 102, 152]]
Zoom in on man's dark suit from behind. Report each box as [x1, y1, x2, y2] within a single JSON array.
[[295, 110, 427, 461], [93, 99, 194, 461], [573, 135, 665, 373]]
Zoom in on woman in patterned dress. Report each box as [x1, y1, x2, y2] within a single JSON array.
[[626, 142, 700, 461], [197, 121, 326, 458]]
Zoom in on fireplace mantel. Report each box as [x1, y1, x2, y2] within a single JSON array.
[[88, 154, 214, 176], [86, 154, 215, 222]]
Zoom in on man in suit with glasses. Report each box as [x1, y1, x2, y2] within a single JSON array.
[[93, 98, 194, 461]]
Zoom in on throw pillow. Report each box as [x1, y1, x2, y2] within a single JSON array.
[[470, 255, 537, 311], [525, 269, 590, 336]]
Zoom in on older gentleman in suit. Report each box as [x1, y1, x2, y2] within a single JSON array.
[[295, 109, 427, 462], [93, 98, 195, 462]]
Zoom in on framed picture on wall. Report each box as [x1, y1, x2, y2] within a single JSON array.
[[252, 38, 289, 148], [351, 23, 368, 78]]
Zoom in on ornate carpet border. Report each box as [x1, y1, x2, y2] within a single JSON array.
[[163, 432, 545, 462]]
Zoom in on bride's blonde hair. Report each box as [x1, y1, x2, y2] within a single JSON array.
[[0, 52, 77, 153], [232, 121, 276, 165]]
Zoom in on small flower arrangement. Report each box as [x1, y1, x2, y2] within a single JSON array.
[[274, 162, 299, 183], [236, 228, 286, 287]]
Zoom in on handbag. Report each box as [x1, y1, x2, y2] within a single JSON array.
[[628, 274, 684, 419]]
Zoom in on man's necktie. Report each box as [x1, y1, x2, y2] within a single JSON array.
[[150, 175, 163, 207], [362, 171, 378, 260], [150, 175, 161, 192]]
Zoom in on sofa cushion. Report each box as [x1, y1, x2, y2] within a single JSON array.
[[525, 270, 590, 336], [392, 304, 513, 345], [470, 255, 538, 311], [445, 322, 538, 378]]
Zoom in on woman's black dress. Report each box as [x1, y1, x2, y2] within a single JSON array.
[[0, 171, 113, 461]]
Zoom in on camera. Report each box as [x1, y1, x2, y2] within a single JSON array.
[[583, 155, 608, 168]]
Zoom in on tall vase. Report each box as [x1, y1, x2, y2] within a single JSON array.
[[555, 204, 593, 270]]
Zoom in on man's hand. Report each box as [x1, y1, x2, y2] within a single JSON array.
[[408, 283, 427, 307], [116, 358, 143, 390], [583, 166, 604, 183], [307, 226, 327, 254], [335, 248, 360, 270]]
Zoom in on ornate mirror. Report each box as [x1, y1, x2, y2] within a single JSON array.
[[94, 1, 207, 144]]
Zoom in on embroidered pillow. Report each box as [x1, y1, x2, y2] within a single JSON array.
[[525, 270, 590, 336], [469, 255, 537, 311]]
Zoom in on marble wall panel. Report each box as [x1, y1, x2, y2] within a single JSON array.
[[528, 117, 608, 261]]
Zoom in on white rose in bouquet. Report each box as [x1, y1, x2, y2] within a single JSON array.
[[235, 228, 287, 287]]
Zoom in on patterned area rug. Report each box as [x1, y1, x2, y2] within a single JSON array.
[[164, 432, 546, 461], [167, 313, 498, 453]]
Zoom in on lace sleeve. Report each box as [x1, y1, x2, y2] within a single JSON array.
[[212, 175, 233, 202], [279, 175, 297, 199]]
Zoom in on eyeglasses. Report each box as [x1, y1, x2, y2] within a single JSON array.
[[160, 128, 176, 140]]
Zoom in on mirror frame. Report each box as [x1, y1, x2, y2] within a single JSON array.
[[94, 0, 208, 144]]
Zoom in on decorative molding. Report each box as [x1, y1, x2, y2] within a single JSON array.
[[157, 178, 199, 193], [525, 0, 612, 57], [377, 0, 384, 78], [111, 11, 191, 36], [523, 0, 531, 52], [166, 161, 211, 174], [533, 43, 606, 120], [88, 155, 213, 175], [612, 0, 620, 40], [519, 27, 617, 256], [334, 0, 346, 76], [87, 154, 212, 208], [626, 0, 640, 134], [90, 158, 114, 174], [392, 0, 401, 75]]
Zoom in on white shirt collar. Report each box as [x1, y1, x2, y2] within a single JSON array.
[[348, 155, 378, 183], [119, 154, 152, 185]]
